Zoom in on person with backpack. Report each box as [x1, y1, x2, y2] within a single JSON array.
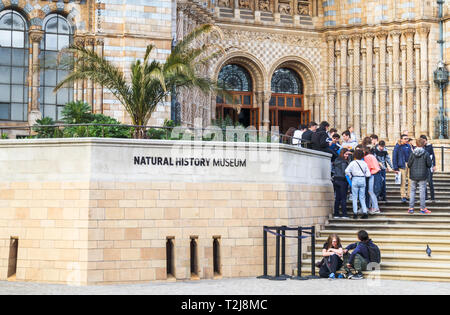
[[407, 138, 433, 214], [343, 230, 381, 280], [421, 135, 436, 203], [345, 149, 371, 219], [332, 148, 350, 218], [318, 234, 344, 279]]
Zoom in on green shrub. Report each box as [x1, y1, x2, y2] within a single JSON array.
[[1, 133, 8, 139], [61, 101, 92, 124], [32, 117, 62, 138]]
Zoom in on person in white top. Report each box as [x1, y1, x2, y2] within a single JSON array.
[[345, 149, 371, 219], [292, 124, 307, 146]]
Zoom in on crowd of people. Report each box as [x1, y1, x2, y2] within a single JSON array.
[[289, 121, 437, 218]]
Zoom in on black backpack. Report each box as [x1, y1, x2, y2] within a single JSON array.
[[364, 242, 381, 264]]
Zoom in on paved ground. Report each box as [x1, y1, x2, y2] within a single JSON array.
[[2, 277, 450, 295]]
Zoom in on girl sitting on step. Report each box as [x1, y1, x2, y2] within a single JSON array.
[[318, 234, 344, 279]]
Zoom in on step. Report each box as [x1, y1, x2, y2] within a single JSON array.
[[296, 268, 450, 281], [312, 244, 450, 255], [304, 252, 450, 264], [319, 229, 450, 240], [327, 217, 450, 225], [301, 260, 450, 272], [324, 223, 450, 231]]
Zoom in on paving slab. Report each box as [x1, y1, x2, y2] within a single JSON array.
[[2, 278, 450, 295]]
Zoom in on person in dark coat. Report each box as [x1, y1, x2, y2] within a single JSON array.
[[332, 148, 350, 218], [311, 121, 338, 161], [393, 135, 413, 203], [301, 121, 318, 149], [407, 138, 432, 214], [420, 135, 436, 203]]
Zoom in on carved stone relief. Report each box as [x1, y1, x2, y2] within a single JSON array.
[[278, 2, 291, 15]]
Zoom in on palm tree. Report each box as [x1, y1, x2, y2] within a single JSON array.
[[55, 24, 223, 138]]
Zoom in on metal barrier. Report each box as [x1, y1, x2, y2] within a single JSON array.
[[257, 225, 319, 281]]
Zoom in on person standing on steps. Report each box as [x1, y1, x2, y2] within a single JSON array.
[[345, 149, 371, 219], [420, 135, 436, 203], [332, 148, 350, 218], [373, 140, 394, 202], [408, 138, 433, 214], [363, 147, 382, 215], [301, 121, 318, 149], [393, 134, 413, 203]]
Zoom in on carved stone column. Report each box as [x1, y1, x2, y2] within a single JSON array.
[[387, 45, 394, 140], [378, 32, 388, 139], [263, 91, 272, 129], [391, 31, 402, 140], [327, 36, 336, 125], [401, 41, 407, 133], [365, 34, 374, 134], [339, 35, 349, 131], [405, 29, 416, 135], [348, 43, 354, 128], [335, 48, 341, 130], [419, 26, 430, 136], [86, 37, 96, 108], [415, 42, 421, 138], [74, 36, 86, 102], [352, 35, 361, 136], [374, 46, 380, 136], [361, 45, 367, 136], [94, 38, 104, 114], [28, 30, 44, 126]]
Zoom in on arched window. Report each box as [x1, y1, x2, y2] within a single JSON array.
[[218, 64, 252, 92], [269, 67, 309, 133], [40, 14, 74, 121], [271, 68, 303, 95], [216, 64, 258, 127], [0, 10, 29, 121]]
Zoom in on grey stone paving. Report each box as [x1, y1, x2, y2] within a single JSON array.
[[2, 277, 450, 295]]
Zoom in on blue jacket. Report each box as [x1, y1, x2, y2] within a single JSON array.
[[393, 143, 412, 170], [346, 240, 374, 265]]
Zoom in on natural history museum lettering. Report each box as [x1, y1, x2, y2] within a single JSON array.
[[134, 156, 247, 168]]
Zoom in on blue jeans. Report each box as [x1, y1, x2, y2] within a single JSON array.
[[352, 177, 368, 214], [368, 175, 379, 210], [379, 169, 387, 200]]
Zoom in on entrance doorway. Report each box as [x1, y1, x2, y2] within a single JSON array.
[[216, 106, 259, 128]]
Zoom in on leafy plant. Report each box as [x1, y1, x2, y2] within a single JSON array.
[[1, 133, 8, 139], [61, 101, 92, 124], [32, 117, 62, 138]]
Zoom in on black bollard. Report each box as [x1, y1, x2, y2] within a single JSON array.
[[257, 226, 270, 279], [280, 226, 290, 279], [292, 227, 309, 280], [271, 227, 286, 280], [308, 225, 320, 279]]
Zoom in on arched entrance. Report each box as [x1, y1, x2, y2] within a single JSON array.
[[269, 68, 310, 134], [216, 64, 259, 128]]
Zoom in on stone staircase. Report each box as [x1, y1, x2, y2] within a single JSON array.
[[300, 172, 450, 282]]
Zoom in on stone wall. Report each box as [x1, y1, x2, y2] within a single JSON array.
[[0, 138, 333, 284]]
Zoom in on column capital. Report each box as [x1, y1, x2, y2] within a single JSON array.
[[363, 33, 375, 40], [387, 46, 393, 53], [373, 47, 380, 54], [326, 35, 337, 43], [338, 34, 350, 41], [390, 30, 402, 39], [96, 37, 105, 46], [86, 36, 96, 47], [29, 30, 44, 43], [74, 36, 86, 47], [361, 47, 367, 55], [414, 43, 421, 50], [376, 31, 388, 40], [403, 28, 416, 39], [418, 26, 431, 37]]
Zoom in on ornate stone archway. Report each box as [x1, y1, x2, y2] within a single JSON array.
[[213, 51, 267, 126], [267, 56, 320, 128]]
